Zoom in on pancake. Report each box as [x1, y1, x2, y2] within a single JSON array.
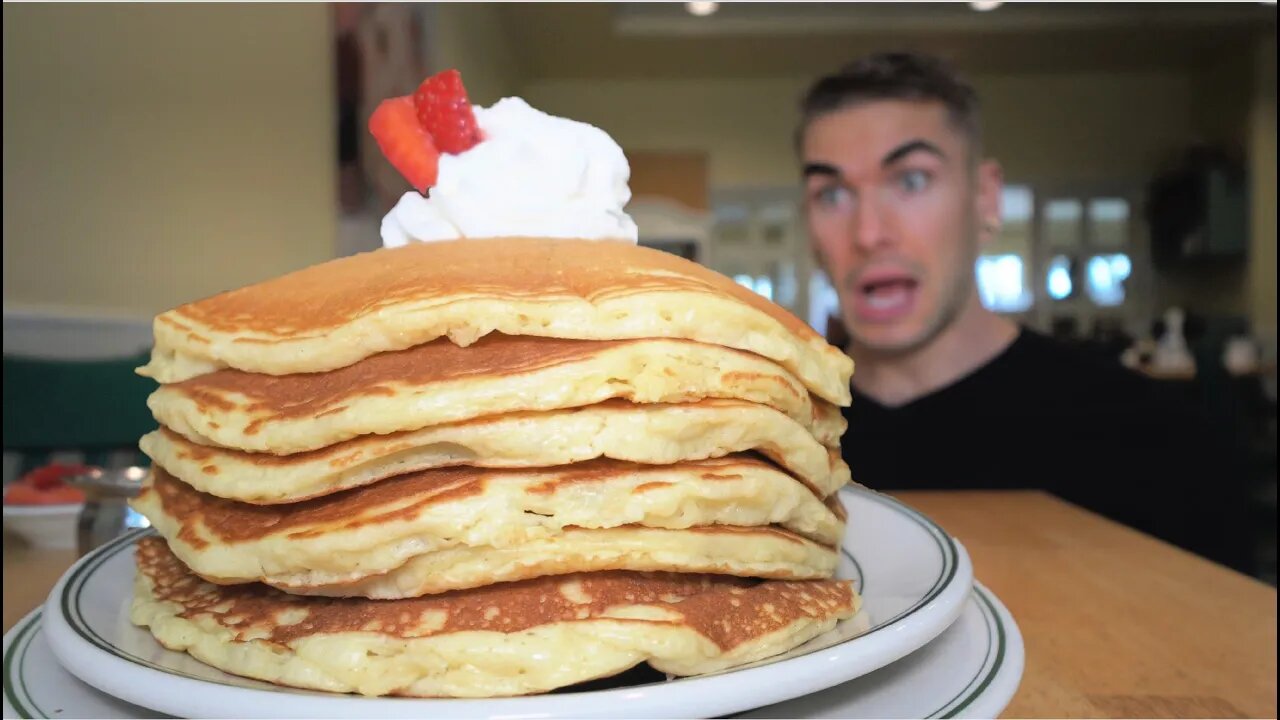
[[283, 524, 840, 599], [147, 334, 845, 454], [132, 537, 859, 697], [138, 238, 854, 405], [140, 399, 851, 504], [132, 456, 845, 592]]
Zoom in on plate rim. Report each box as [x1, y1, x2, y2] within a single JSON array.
[[929, 583, 1023, 719], [5, 584, 1022, 720], [39, 486, 977, 718]]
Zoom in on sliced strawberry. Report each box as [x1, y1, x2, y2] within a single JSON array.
[[413, 69, 482, 154], [4, 483, 83, 505], [23, 463, 91, 491], [369, 95, 439, 193], [4, 484, 48, 505]]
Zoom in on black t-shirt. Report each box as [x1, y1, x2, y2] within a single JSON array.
[[841, 328, 1253, 572]]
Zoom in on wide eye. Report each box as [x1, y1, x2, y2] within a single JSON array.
[[898, 169, 931, 194], [811, 184, 852, 210]]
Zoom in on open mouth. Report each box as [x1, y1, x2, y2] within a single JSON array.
[[851, 274, 919, 322], [863, 277, 918, 309]]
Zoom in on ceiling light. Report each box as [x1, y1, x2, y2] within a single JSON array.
[[686, 1, 719, 17], [969, 0, 1003, 10]]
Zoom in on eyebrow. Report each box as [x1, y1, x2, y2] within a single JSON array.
[[802, 140, 946, 181], [802, 162, 839, 179], [882, 139, 946, 167]]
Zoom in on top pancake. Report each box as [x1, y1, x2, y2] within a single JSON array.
[[138, 238, 853, 405]]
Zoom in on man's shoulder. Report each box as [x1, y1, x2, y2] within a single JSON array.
[[1009, 328, 1133, 374], [999, 327, 1157, 398]]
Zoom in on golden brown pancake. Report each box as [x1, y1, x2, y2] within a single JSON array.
[[132, 456, 845, 593], [282, 524, 840, 599], [140, 399, 851, 504], [147, 335, 845, 454], [138, 238, 853, 404], [132, 537, 859, 697]]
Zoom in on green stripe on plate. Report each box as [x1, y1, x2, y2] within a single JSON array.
[[936, 585, 1007, 719], [62, 528, 266, 689], [3, 611, 45, 719]]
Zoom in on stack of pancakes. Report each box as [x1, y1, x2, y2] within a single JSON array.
[[128, 237, 860, 697]]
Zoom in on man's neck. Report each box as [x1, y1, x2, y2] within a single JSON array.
[[848, 297, 1019, 407]]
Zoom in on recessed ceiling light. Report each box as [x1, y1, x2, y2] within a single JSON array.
[[969, 0, 1003, 10], [686, 1, 719, 17]]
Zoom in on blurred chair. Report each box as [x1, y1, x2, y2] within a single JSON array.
[[2, 353, 157, 484]]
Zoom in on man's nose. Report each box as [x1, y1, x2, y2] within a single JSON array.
[[850, 198, 895, 254]]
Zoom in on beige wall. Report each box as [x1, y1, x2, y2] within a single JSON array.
[[427, 3, 523, 106], [525, 78, 807, 189], [2, 4, 335, 318], [524, 72, 1197, 189]]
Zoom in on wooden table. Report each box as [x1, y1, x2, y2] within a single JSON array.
[[4, 491, 1277, 718]]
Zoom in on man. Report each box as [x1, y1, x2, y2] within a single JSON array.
[[798, 52, 1254, 573]]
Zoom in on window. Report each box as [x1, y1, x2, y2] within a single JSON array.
[[976, 185, 1035, 314], [754, 275, 774, 301], [774, 260, 798, 308], [1044, 199, 1084, 248], [1087, 198, 1130, 248], [976, 255, 1032, 313], [1085, 253, 1131, 306], [709, 189, 808, 319], [715, 204, 750, 244], [808, 269, 840, 333], [1046, 255, 1074, 301], [733, 273, 775, 301]]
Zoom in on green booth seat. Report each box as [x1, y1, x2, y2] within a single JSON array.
[[2, 352, 157, 481]]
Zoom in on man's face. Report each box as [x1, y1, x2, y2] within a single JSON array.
[[801, 99, 1000, 355]]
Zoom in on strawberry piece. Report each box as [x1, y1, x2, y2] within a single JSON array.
[[413, 69, 482, 154], [4, 483, 83, 505], [23, 463, 91, 491], [368, 96, 439, 193], [4, 484, 48, 504]]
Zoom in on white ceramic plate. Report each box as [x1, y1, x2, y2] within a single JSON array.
[[744, 581, 1024, 719], [4, 585, 1021, 719], [33, 487, 977, 719]]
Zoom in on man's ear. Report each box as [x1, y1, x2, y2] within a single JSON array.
[[976, 159, 1004, 247]]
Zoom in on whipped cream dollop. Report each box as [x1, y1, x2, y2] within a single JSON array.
[[381, 97, 638, 246]]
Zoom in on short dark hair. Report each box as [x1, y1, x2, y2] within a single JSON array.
[[797, 51, 983, 157]]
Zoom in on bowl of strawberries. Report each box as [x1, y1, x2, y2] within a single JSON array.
[[2, 463, 90, 549]]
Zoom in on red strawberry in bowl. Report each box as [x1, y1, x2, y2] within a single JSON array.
[[4, 462, 90, 505], [413, 69, 483, 155]]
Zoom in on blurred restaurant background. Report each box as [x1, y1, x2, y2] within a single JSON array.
[[2, 3, 1276, 582]]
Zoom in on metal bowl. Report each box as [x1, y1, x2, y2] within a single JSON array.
[[68, 466, 150, 556]]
